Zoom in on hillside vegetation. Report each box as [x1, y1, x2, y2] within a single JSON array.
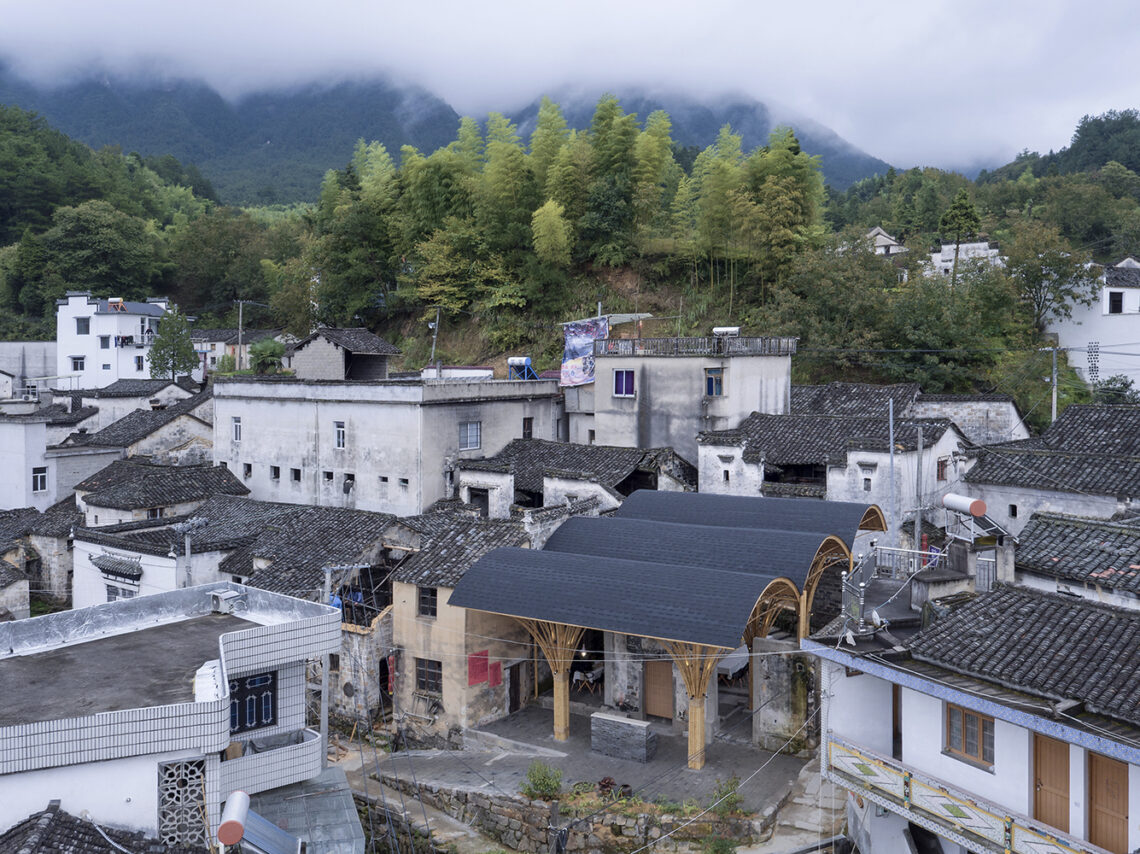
[[3, 100, 1140, 427]]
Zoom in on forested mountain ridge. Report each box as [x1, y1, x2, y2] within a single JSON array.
[[0, 65, 891, 203]]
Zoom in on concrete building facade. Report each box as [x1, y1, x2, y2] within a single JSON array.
[[55, 292, 169, 389]]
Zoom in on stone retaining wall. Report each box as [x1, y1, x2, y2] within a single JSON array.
[[381, 775, 766, 854]]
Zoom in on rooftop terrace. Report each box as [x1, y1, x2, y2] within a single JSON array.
[[594, 336, 797, 357]]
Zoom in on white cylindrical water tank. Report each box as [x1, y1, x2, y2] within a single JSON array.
[[943, 493, 986, 517], [218, 791, 250, 846], [712, 326, 740, 337], [507, 356, 532, 367]]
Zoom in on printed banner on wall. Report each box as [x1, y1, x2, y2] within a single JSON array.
[[560, 318, 609, 387]]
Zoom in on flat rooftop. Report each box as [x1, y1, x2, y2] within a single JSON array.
[[0, 613, 254, 727]]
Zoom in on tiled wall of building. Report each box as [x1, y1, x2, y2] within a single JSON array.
[[219, 727, 323, 796]]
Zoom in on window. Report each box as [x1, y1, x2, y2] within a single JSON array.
[[459, 421, 482, 451], [334, 420, 346, 449], [232, 416, 242, 442], [31, 466, 47, 493], [399, 477, 409, 488], [415, 658, 443, 694], [323, 470, 334, 481], [75, 317, 90, 335], [1109, 291, 1124, 314], [705, 367, 724, 396], [229, 671, 276, 734], [270, 465, 280, 480], [328, 653, 340, 672], [102, 363, 111, 370], [106, 584, 137, 602], [945, 703, 994, 766], [418, 586, 438, 618], [937, 458, 949, 481], [135, 355, 145, 372], [863, 477, 872, 492], [723, 470, 730, 483], [588, 429, 596, 445], [147, 507, 165, 519], [522, 417, 533, 439], [343, 473, 355, 493], [1009, 504, 1018, 519], [71, 356, 85, 372], [243, 463, 252, 479], [100, 336, 110, 349], [613, 369, 635, 397], [379, 475, 389, 483], [291, 468, 301, 482]]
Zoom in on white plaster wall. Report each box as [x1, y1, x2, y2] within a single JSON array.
[[457, 470, 514, 518], [825, 663, 894, 757], [0, 420, 51, 510], [56, 295, 162, 390], [1018, 571, 1140, 612], [902, 689, 1031, 817], [0, 579, 30, 619], [1050, 286, 1140, 384], [592, 354, 790, 462], [963, 482, 1120, 537], [81, 388, 192, 431], [697, 443, 763, 495], [71, 541, 179, 609], [0, 747, 200, 836], [541, 476, 621, 511]]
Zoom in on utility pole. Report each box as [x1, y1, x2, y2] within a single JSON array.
[[321, 567, 332, 767], [888, 399, 897, 546], [428, 306, 441, 370], [1051, 346, 1058, 424], [914, 425, 923, 552], [237, 300, 243, 371]]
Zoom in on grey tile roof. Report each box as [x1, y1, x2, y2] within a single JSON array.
[[963, 448, 1140, 496], [1015, 513, 1140, 592], [459, 438, 697, 494], [297, 327, 401, 355], [84, 378, 197, 398], [449, 547, 781, 649], [0, 800, 200, 853], [908, 585, 1140, 727], [93, 299, 167, 316], [76, 460, 249, 509], [90, 553, 143, 580], [699, 413, 954, 466], [1106, 266, 1140, 288], [0, 402, 99, 426], [390, 517, 531, 587], [915, 392, 1015, 403], [615, 490, 881, 547], [63, 390, 211, 449], [1038, 404, 1140, 456], [29, 495, 83, 538], [75, 495, 395, 596], [0, 559, 23, 587], [543, 517, 838, 588], [792, 382, 921, 417], [0, 507, 43, 549]]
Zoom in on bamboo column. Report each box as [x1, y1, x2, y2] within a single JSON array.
[[664, 640, 725, 770], [518, 618, 584, 741]]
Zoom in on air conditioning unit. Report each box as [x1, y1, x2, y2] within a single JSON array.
[[211, 590, 244, 614]]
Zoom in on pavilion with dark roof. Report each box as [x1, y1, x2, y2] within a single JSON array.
[[450, 491, 885, 768]]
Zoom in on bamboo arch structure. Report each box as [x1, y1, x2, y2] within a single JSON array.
[[798, 534, 855, 639]]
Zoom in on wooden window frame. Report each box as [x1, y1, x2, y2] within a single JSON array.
[[418, 586, 438, 618], [415, 658, 443, 695], [945, 703, 995, 767]]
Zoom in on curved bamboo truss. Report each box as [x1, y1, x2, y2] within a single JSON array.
[[860, 504, 888, 532], [516, 618, 585, 741], [799, 535, 854, 639]]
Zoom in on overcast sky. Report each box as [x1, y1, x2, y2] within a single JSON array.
[[0, 0, 1135, 171]]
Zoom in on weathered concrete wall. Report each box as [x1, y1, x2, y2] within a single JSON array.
[[47, 447, 124, 504], [130, 417, 213, 462], [542, 477, 621, 512], [27, 533, 72, 603], [697, 443, 764, 496], [381, 776, 764, 854], [0, 421, 50, 510], [458, 470, 515, 518], [80, 387, 193, 431], [0, 578, 30, 619], [593, 354, 790, 463], [909, 399, 1029, 445], [752, 636, 815, 755], [292, 336, 348, 380], [333, 607, 394, 720], [962, 481, 1120, 537], [0, 341, 55, 387]]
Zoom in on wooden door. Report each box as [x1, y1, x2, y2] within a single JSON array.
[[1034, 734, 1070, 832], [644, 659, 674, 720], [1089, 752, 1129, 854], [508, 663, 522, 713]]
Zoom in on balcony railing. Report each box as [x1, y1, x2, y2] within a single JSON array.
[[826, 735, 1108, 854], [219, 727, 322, 797], [593, 336, 798, 358], [873, 546, 947, 580]]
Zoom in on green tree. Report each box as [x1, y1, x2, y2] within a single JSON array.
[[939, 188, 982, 286], [531, 200, 572, 267], [249, 337, 285, 374], [148, 307, 198, 381], [1003, 220, 1096, 331], [528, 97, 569, 193]]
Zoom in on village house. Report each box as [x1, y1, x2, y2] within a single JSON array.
[[0, 581, 360, 851], [212, 368, 565, 517], [867, 226, 909, 256], [451, 491, 886, 769], [0, 400, 99, 510], [1049, 258, 1140, 385], [963, 404, 1140, 535], [75, 377, 197, 431], [74, 458, 249, 527], [291, 326, 401, 381], [562, 332, 796, 462], [191, 327, 288, 378], [927, 239, 1002, 276], [54, 291, 169, 390], [456, 437, 697, 516], [807, 584, 1140, 854]]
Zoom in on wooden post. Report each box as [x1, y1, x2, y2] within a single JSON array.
[[664, 640, 725, 770], [518, 619, 584, 743]]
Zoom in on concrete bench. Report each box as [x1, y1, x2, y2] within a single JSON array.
[[590, 711, 657, 762]]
